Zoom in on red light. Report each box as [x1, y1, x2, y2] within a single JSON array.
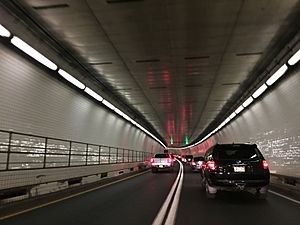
[[263, 160, 269, 169], [167, 158, 172, 163], [207, 161, 216, 170], [150, 158, 154, 163], [192, 162, 196, 166]]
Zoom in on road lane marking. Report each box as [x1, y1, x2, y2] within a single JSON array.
[[164, 161, 184, 225], [0, 170, 150, 221], [151, 159, 184, 225], [269, 190, 300, 205]]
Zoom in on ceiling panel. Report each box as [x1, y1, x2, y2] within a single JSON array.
[[6, 0, 299, 147]]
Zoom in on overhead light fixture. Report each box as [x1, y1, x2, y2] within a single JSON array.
[[11, 36, 58, 71], [114, 108, 126, 117], [288, 49, 300, 66], [58, 69, 85, 89], [0, 24, 11, 37], [229, 112, 237, 119], [224, 117, 231, 124], [252, 83, 268, 99], [266, 64, 288, 86], [235, 105, 244, 114], [102, 99, 115, 110], [84, 87, 103, 102], [242, 96, 254, 108]]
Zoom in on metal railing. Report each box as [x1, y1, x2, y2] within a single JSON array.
[[0, 129, 152, 171]]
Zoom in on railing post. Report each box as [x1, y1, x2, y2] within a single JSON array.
[[6, 132, 12, 170], [122, 148, 125, 163], [68, 141, 72, 167], [98, 146, 101, 165], [116, 148, 119, 163], [43, 137, 48, 168], [85, 144, 89, 165], [108, 147, 111, 164]]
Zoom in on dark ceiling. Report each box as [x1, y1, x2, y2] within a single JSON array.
[[1, 0, 300, 147]]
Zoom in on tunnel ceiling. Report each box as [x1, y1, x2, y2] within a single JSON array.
[[1, 0, 300, 147]]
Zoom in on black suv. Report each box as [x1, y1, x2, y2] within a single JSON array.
[[201, 144, 270, 199]]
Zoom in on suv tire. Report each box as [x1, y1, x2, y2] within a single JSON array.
[[205, 182, 217, 199]]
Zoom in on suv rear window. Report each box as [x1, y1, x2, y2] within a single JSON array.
[[155, 154, 169, 158], [213, 145, 261, 160]]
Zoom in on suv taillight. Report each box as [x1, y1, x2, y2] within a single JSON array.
[[167, 158, 172, 163], [150, 158, 154, 163], [262, 160, 269, 170], [207, 161, 216, 170]]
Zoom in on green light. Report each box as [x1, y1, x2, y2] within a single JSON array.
[[170, 137, 174, 145], [185, 136, 189, 144]]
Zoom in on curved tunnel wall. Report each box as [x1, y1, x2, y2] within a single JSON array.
[[0, 43, 163, 153], [192, 65, 300, 178]]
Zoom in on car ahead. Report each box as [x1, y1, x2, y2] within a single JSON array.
[[182, 155, 193, 164], [201, 143, 270, 199], [150, 153, 174, 173], [190, 156, 205, 172]]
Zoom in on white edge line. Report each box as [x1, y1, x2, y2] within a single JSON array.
[[164, 161, 184, 225], [151, 159, 182, 225], [269, 190, 300, 205]]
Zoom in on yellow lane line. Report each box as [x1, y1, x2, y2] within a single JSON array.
[[0, 170, 150, 221]]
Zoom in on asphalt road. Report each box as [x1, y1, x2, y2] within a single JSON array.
[[1, 163, 300, 225], [176, 165, 300, 225]]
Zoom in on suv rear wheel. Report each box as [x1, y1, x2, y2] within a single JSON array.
[[205, 182, 217, 199]]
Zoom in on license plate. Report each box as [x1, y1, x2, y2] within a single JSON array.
[[234, 166, 245, 172], [159, 165, 163, 168]]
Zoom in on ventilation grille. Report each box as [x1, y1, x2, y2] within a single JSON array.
[[236, 52, 263, 56], [184, 56, 210, 60], [136, 59, 160, 63], [33, 4, 69, 10], [107, 0, 144, 4]]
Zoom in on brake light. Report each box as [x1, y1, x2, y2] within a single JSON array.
[[207, 161, 216, 170], [192, 162, 196, 166], [167, 158, 172, 163], [262, 160, 269, 170], [150, 158, 154, 163]]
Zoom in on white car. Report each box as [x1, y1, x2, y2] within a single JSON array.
[[150, 153, 174, 172]]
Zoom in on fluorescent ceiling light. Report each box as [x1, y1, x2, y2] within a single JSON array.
[[114, 108, 126, 117], [11, 36, 57, 71], [252, 84, 268, 99], [224, 117, 231, 124], [0, 24, 11, 37], [58, 69, 85, 89], [229, 112, 237, 119], [235, 105, 244, 114], [266, 64, 288, 86], [242, 96, 254, 108], [288, 49, 300, 66], [84, 87, 103, 102], [102, 99, 115, 110]]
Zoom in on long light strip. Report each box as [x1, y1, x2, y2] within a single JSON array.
[[288, 49, 300, 66], [235, 105, 244, 114], [102, 99, 115, 110], [242, 96, 254, 108], [229, 112, 237, 119], [0, 24, 11, 37], [266, 64, 288, 86], [84, 87, 103, 102], [11, 36, 58, 71], [2, 27, 166, 149], [172, 56, 294, 150], [58, 69, 85, 89], [252, 83, 268, 99]]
